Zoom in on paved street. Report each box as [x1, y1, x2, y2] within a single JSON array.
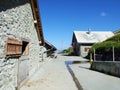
[[70, 63, 120, 90], [20, 55, 79, 90], [20, 55, 120, 90]]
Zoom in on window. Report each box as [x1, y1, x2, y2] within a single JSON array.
[[5, 37, 29, 58], [84, 47, 90, 52], [22, 41, 29, 56]]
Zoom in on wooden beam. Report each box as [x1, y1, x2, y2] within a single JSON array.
[[30, 0, 44, 45]]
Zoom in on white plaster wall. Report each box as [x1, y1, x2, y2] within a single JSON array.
[[80, 45, 91, 57]]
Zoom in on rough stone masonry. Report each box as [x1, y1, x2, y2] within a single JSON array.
[[0, 0, 46, 89]]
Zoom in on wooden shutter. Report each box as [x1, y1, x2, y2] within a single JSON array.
[[5, 37, 22, 58]]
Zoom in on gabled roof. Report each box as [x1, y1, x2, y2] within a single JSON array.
[[30, 0, 44, 45], [73, 30, 114, 44]]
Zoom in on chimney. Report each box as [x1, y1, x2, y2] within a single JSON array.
[[87, 28, 91, 34]]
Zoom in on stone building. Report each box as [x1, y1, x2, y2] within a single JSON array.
[[44, 40, 57, 57], [72, 30, 114, 57], [0, 0, 46, 89]]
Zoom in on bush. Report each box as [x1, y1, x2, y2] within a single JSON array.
[[89, 41, 120, 53], [89, 33, 120, 61], [106, 34, 120, 42], [61, 47, 73, 54]]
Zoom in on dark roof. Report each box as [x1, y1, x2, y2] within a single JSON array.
[[45, 40, 57, 52]]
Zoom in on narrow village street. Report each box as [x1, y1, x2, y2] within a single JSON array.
[[20, 54, 83, 90], [20, 54, 120, 90]]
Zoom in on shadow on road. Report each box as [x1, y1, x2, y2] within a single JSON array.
[[65, 61, 83, 90]]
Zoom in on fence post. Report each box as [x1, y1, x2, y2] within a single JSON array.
[[90, 53, 93, 65], [113, 46, 115, 62], [94, 48, 95, 61]]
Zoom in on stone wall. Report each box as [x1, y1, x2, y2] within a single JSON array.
[[0, 0, 45, 89], [91, 61, 120, 77]]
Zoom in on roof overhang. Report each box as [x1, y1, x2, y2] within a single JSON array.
[[45, 40, 57, 52], [30, 0, 44, 45]]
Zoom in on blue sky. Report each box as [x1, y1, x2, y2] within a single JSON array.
[[38, 0, 120, 51]]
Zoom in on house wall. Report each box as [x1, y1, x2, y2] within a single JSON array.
[[76, 43, 80, 56], [72, 34, 80, 56], [80, 45, 92, 57], [73, 41, 92, 57], [73, 43, 78, 56], [0, 0, 45, 89]]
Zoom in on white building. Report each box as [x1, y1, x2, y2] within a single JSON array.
[[72, 29, 114, 57]]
